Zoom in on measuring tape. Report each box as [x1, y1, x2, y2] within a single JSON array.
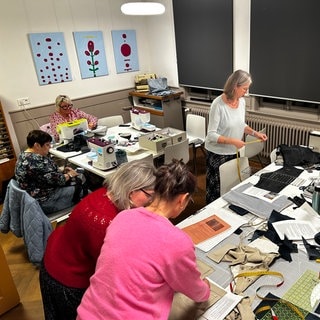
[[236, 139, 262, 181], [231, 269, 304, 319]]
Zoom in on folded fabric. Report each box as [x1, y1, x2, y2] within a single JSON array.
[[207, 242, 279, 294], [279, 144, 320, 167]]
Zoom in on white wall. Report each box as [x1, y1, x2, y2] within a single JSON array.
[[0, 0, 249, 152]]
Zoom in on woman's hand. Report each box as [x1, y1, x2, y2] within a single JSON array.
[[65, 167, 78, 178], [88, 122, 96, 130], [231, 138, 245, 149], [256, 132, 268, 141]]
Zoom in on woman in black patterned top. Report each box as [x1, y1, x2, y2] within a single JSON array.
[[15, 130, 80, 214]]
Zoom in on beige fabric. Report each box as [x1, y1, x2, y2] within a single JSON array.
[[207, 243, 279, 294], [224, 296, 255, 320], [168, 280, 227, 320], [168, 259, 216, 320]]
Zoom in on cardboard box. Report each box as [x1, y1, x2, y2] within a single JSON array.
[[157, 127, 187, 144], [139, 132, 172, 152]]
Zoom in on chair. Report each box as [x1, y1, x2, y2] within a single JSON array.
[[97, 115, 124, 127], [240, 128, 266, 167], [186, 114, 206, 173], [219, 157, 250, 196], [270, 148, 277, 163], [164, 139, 189, 164], [0, 179, 72, 265], [39, 122, 52, 134]]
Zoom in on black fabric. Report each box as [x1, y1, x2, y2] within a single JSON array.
[[302, 237, 320, 260], [56, 134, 89, 152], [251, 210, 297, 262], [71, 176, 88, 204], [279, 144, 320, 167], [255, 166, 303, 193]]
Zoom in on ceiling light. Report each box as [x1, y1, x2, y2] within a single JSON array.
[[121, 2, 165, 16]]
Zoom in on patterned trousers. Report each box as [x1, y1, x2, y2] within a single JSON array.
[[206, 151, 236, 204], [39, 261, 86, 320]]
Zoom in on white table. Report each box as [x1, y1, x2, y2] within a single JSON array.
[[178, 162, 320, 316], [51, 124, 163, 178]]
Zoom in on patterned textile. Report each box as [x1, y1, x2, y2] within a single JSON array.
[[39, 261, 86, 320], [49, 108, 98, 142], [206, 151, 236, 204]]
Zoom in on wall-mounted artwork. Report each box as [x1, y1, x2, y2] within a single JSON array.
[[111, 30, 139, 73], [28, 32, 72, 85], [73, 31, 108, 79]]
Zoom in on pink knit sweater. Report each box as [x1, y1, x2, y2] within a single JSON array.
[[77, 207, 210, 320]]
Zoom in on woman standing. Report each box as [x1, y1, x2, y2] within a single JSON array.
[[205, 70, 267, 203], [77, 160, 210, 320]]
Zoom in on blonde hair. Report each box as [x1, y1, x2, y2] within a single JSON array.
[[104, 159, 156, 210], [55, 95, 72, 111]]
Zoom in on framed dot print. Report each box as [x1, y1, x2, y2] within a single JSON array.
[[111, 30, 139, 73], [28, 32, 72, 85]]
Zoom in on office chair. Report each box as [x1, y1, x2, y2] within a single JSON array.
[[164, 139, 189, 165], [219, 157, 250, 196], [97, 115, 124, 128], [186, 114, 206, 173]]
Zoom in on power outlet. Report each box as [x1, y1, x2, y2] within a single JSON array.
[[17, 97, 30, 107]]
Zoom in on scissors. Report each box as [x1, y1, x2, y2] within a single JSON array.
[[271, 308, 278, 320]]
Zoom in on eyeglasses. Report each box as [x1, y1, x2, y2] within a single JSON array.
[[140, 189, 154, 199], [59, 104, 73, 110]]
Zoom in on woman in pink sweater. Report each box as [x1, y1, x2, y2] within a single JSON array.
[[77, 159, 210, 320]]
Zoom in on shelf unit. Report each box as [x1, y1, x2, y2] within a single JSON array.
[[0, 101, 16, 199], [129, 91, 184, 130]]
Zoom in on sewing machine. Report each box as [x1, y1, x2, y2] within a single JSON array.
[[130, 108, 156, 131], [134, 73, 157, 92], [87, 137, 117, 170], [56, 118, 88, 143]]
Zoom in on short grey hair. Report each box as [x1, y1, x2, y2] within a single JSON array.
[[223, 70, 252, 100], [104, 159, 156, 210], [55, 95, 72, 111]]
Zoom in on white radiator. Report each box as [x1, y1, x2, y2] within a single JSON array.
[[246, 114, 320, 158], [186, 104, 320, 159]]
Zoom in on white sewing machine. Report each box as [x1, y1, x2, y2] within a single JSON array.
[[130, 108, 156, 131], [56, 118, 88, 143], [87, 137, 117, 170]]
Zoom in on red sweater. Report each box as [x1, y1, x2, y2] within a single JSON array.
[[44, 187, 118, 288]]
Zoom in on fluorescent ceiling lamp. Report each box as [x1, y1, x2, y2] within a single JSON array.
[[121, 2, 165, 15]]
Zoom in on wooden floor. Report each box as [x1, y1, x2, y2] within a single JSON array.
[[0, 152, 266, 319]]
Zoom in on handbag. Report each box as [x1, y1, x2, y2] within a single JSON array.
[[147, 77, 168, 94]]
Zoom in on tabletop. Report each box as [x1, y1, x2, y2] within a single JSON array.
[[178, 162, 320, 319]]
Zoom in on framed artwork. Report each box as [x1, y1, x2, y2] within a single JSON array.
[[111, 30, 139, 73], [73, 31, 108, 79], [28, 32, 72, 85]]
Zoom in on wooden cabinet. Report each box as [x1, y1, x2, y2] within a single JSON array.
[[0, 244, 20, 315], [129, 91, 184, 130], [0, 102, 16, 199]]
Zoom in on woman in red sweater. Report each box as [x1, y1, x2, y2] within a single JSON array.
[[39, 159, 156, 320]]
